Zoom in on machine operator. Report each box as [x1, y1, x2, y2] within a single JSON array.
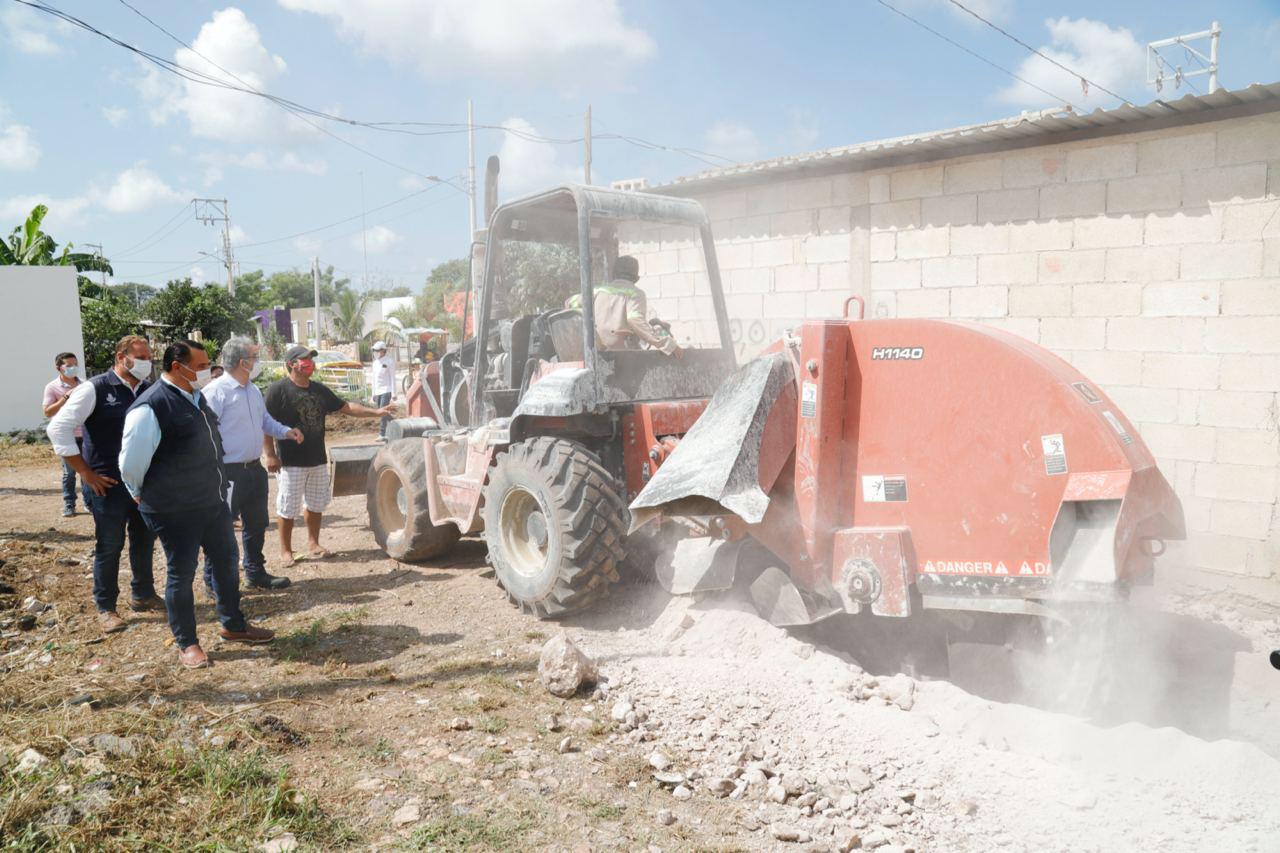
[[567, 255, 681, 357]]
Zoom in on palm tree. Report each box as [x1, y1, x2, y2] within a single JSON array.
[[330, 289, 371, 342], [0, 204, 112, 282]]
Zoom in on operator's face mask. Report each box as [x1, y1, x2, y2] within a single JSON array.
[[296, 359, 315, 378]]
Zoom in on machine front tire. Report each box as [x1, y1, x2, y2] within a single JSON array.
[[482, 437, 627, 618], [367, 438, 461, 561]]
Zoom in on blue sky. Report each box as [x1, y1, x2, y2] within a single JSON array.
[[2, 0, 1277, 291]]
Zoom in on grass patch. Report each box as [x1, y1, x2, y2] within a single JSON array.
[[476, 716, 507, 734], [523, 630, 547, 642], [578, 797, 625, 821], [273, 607, 370, 663], [408, 811, 533, 851]]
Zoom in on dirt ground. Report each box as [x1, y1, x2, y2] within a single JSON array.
[[3, 435, 1280, 852]]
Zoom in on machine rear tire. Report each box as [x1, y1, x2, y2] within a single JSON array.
[[482, 437, 626, 618], [367, 438, 461, 561]]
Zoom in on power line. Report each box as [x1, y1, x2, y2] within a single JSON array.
[[944, 0, 1136, 107], [873, 0, 1079, 111], [112, 204, 193, 258]]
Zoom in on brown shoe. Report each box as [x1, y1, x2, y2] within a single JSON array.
[[130, 594, 166, 613], [219, 624, 274, 644], [98, 611, 127, 633], [178, 644, 210, 669]]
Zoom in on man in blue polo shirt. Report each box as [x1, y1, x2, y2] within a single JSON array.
[[119, 339, 274, 669], [47, 334, 162, 634]]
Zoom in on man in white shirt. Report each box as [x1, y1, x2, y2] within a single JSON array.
[[370, 340, 396, 441], [204, 336, 304, 591]]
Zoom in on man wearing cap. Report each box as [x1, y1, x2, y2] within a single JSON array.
[[203, 336, 304, 591], [264, 344, 395, 564], [370, 340, 396, 441], [566, 255, 681, 356]]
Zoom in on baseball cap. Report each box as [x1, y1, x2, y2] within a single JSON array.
[[284, 344, 318, 362], [372, 340, 387, 351]]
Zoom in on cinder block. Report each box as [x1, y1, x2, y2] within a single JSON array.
[[1268, 238, 1280, 277], [1038, 317, 1107, 350], [801, 233, 849, 265], [921, 193, 977, 227], [774, 264, 819, 292], [1187, 532, 1273, 578], [724, 292, 764, 319], [1009, 284, 1071, 317], [784, 178, 834, 211], [950, 223, 1009, 255], [1002, 152, 1066, 187], [832, 173, 870, 207], [978, 188, 1039, 223], [869, 260, 922, 291], [754, 238, 797, 268], [870, 293, 895, 319], [818, 262, 851, 291], [1180, 242, 1263, 281], [895, 288, 949, 318], [718, 215, 770, 243], [1203, 317, 1280, 353], [1138, 422, 1216, 462], [1067, 142, 1138, 182], [896, 227, 949, 259], [870, 200, 921, 232], [818, 206, 852, 235], [1106, 175, 1181, 214], [949, 285, 1008, 318], [944, 158, 1002, 194], [1215, 428, 1280, 466], [922, 256, 977, 288], [746, 183, 788, 216], [1183, 163, 1269, 207], [978, 317, 1039, 341], [703, 190, 748, 220], [1040, 182, 1106, 219], [715, 242, 752, 270], [1177, 495, 1214, 533], [1220, 201, 1280, 241], [769, 210, 815, 237], [1009, 219, 1073, 252], [1039, 251, 1106, 284], [1145, 209, 1220, 245], [1210, 502, 1275, 541], [1075, 214, 1144, 249], [1105, 385, 1179, 423], [645, 250, 679, 276], [1067, 350, 1143, 386], [1073, 283, 1142, 316], [1219, 354, 1280, 391], [1105, 246, 1180, 282], [869, 232, 896, 262], [890, 165, 944, 200], [1196, 390, 1277, 429], [1142, 281, 1220, 317], [1215, 117, 1280, 165], [659, 273, 696, 298], [1141, 353, 1220, 389], [868, 173, 891, 204], [1178, 389, 1200, 423], [978, 252, 1038, 286], [1194, 462, 1278, 503], [723, 267, 771, 294], [677, 247, 704, 273], [804, 289, 850, 318], [1138, 131, 1216, 175], [1106, 317, 1201, 352]]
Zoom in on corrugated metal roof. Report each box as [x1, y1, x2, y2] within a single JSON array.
[[655, 82, 1280, 193]]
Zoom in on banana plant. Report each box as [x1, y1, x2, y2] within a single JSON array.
[[0, 204, 113, 281]]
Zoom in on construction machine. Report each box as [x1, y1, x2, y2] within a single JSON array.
[[341, 182, 1184, 634]]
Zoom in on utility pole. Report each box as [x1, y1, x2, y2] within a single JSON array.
[[467, 99, 477, 238], [83, 243, 106, 288], [312, 257, 321, 347], [193, 197, 236, 295], [1147, 22, 1221, 95], [584, 104, 592, 185]]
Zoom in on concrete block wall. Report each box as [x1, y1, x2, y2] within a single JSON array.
[[647, 110, 1280, 591]]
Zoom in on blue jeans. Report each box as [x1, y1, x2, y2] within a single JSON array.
[[142, 502, 247, 649], [203, 462, 270, 585], [86, 483, 157, 613], [375, 391, 392, 437], [61, 438, 89, 511]]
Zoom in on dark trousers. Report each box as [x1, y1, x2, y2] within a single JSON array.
[[142, 502, 246, 649], [204, 461, 270, 586], [374, 391, 392, 436], [61, 437, 88, 511], [86, 483, 157, 613]]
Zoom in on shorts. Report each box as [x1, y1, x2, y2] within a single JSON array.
[[276, 464, 332, 517]]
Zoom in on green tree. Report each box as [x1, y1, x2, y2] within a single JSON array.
[[501, 241, 579, 315], [145, 279, 252, 360], [330, 289, 371, 342], [1, 204, 113, 292], [81, 292, 143, 369]]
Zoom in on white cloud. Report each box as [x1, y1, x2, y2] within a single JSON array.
[[1, 165, 185, 232], [102, 107, 129, 127], [1, 5, 65, 55], [997, 17, 1145, 109], [399, 174, 429, 190], [355, 225, 401, 254], [139, 8, 311, 144], [705, 121, 762, 164], [227, 224, 250, 244], [98, 166, 185, 214], [198, 148, 329, 177], [0, 122, 40, 171], [190, 266, 208, 286], [0, 194, 91, 230], [293, 236, 323, 254], [277, 0, 653, 82], [497, 118, 580, 194]]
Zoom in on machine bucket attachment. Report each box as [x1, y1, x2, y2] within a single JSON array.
[[329, 444, 379, 498], [630, 352, 795, 532], [654, 538, 743, 595], [749, 567, 841, 627]]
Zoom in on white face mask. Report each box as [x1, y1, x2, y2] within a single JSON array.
[[189, 366, 214, 391], [248, 360, 263, 381], [60, 365, 79, 379], [127, 358, 152, 382]]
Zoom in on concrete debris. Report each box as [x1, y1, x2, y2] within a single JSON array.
[[557, 736, 574, 754], [391, 803, 420, 827], [671, 784, 692, 801], [768, 823, 812, 843], [262, 833, 299, 853], [16, 748, 49, 773], [21, 596, 47, 614], [537, 635, 597, 698], [449, 717, 471, 731], [655, 808, 676, 826], [90, 734, 136, 758], [648, 750, 673, 771], [705, 777, 735, 797], [877, 674, 915, 711]]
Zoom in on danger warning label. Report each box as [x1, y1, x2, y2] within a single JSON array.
[[800, 381, 817, 418], [1041, 434, 1067, 475], [862, 475, 907, 503], [923, 560, 1052, 576]]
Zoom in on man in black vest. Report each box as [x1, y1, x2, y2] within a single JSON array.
[[119, 340, 274, 669], [46, 334, 162, 634]]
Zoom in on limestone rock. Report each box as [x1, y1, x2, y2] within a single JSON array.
[[538, 635, 597, 698]]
